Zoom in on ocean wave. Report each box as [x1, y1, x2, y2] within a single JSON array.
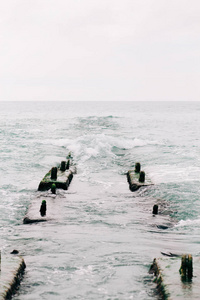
[[175, 218, 200, 227], [147, 165, 200, 184], [40, 135, 161, 161]]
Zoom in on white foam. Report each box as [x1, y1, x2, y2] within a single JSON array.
[[175, 218, 200, 227], [41, 134, 161, 156], [147, 165, 200, 184]]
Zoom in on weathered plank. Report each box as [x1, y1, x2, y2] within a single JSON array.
[[23, 194, 64, 224], [150, 256, 200, 299], [0, 255, 26, 300], [38, 165, 75, 191]]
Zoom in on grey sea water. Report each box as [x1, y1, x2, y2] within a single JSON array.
[[0, 101, 200, 299]]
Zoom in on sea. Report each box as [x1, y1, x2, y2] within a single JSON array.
[[0, 101, 200, 299]]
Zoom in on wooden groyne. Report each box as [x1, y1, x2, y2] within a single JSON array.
[[127, 162, 152, 191], [24, 155, 76, 224], [126, 162, 175, 230], [149, 255, 200, 299], [0, 254, 26, 300], [23, 194, 63, 224], [127, 162, 186, 298], [38, 159, 75, 191]]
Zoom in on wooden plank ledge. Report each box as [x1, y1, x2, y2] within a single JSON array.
[[23, 194, 65, 224], [149, 256, 200, 299], [127, 169, 152, 191], [38, 165, 75, 191], [0, 255, 26, 299]]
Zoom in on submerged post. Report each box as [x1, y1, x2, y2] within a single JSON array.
[[51, 167, 57, 180], [40, 200, 47, 217], [153, 204, 158, 215]]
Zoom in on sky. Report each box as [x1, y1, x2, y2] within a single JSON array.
[[0, 0, 200, 101]]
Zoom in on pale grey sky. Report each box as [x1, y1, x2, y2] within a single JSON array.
[[0, 0, 199, 101]]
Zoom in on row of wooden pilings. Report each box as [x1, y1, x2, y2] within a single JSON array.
[[39, 159, 72, 216], [127, 162, 194, 299], [38, 157, 73, 216], [3, 153, 75, 299], [23, 152, 75, 223], [51, 159, 70, 180]]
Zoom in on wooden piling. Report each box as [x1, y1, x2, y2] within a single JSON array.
[[153, 204, 158, 215], [60, 161, 66, 172], [51, 183, 56, 194], [135, 162, 141, 173], [50, 167, 57, 180], [139, 171, 145, 183], [179, 254, 193, 281], [66, 159, 70, 170], [127, 169, 152, 192]]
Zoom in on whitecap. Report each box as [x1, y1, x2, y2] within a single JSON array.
[[175, 218, 200, 227]]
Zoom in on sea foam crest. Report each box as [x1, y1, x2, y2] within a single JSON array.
[[175, 218, 200, 227], [40, 134, 161, 168], [45, 135, 160, 152], [65, 135, 159, 161]]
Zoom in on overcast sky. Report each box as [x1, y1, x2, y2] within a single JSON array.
[[0, 0, 200, 101]]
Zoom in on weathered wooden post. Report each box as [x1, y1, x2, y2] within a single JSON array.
[[153, 204, 158, 215], [188, 254, 193, 279], [139, 171, 145, 183], [60, 161, 66, 171], [180, 255, 186, 279], [51, 183, 56, 194], [135, 162, 141, 173], [51, 167, 57, 180], [180, 254, 193, 281], [66, 159, 70, 170], [40, 200, 47, 217]]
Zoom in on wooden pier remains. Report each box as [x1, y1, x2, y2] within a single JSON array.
[[150, 255, 200, 299], [127, 162, 152, 191], [24, 156, 76, 224], [38, 160, 75, 191], [0, 255, 26, 300]]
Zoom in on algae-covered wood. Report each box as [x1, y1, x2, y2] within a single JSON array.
[[150, 257, 200, 299], [38, 167, 74, 191], [127, 170, 152, 191], [0, 255, 26, 300]]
